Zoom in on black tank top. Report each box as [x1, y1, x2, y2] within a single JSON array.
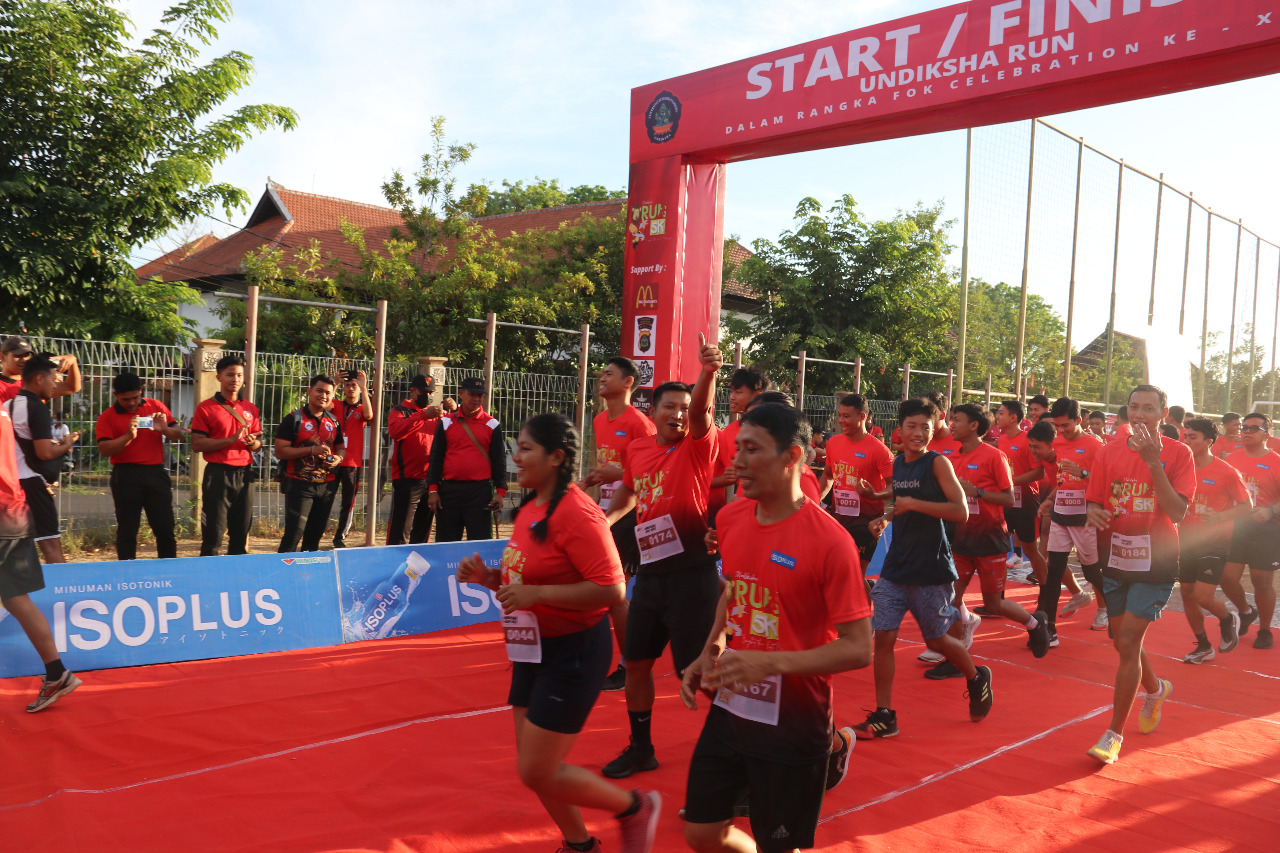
[[881, 451, 957, 585]]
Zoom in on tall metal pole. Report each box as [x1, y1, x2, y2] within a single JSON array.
[[1148, 174, 1164, 326], [956, 128, 974, 400], [1248, 238, 1260, 413], [902, 363, 911, 402], [483, 312, 497, 396], [365, 299, 388, 546], [1178, 194, 1193, 336], [733, 341, 743, 371], [796, 350, 807, 412], [575, 323, 590, 480], [1271, 251, 1280, 421], [1226, 220, 1243, 412], [1063, 138, 1084, 397], [854, 357, 863, 395], [1013, 120, 1037, 405], [1103, 162, 1125, 410], [244, 284, 259, 403], [1199, 213, 1214, 409], [984, 373, 992, 409], [946, 370, 955, 407]]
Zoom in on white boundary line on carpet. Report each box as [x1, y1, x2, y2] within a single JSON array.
[[0, 704, 512, 813], [817, 705, 1111, 824]]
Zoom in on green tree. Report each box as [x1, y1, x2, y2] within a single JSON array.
[[735, 196, 956, 399], [0, 0, 296, 342], [476, 177, 626, 216], [954, 278, 1067, 397], [1069, 333, 1147, 409]]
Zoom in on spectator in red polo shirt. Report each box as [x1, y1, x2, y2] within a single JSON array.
[[0, 336, 81, 404], [332, 369, 373, 548], [191, 355, 263, 557], [427, 377, 507, 541], [387, 374, 442, 545], [274, 375, 345, 553], [95, 371, 187, 560]]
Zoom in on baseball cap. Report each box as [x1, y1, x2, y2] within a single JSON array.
[[1, 336, 33, 356], [409, 374, 434, 392], [459, 377, 485, 394]]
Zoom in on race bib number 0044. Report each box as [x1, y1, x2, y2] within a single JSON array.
[[504, 611, 542, 663]]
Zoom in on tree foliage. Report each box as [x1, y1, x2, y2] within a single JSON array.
[[475, 177, 626, 216], [0, 0, 296, 341], [955, 278, 1067, 394]]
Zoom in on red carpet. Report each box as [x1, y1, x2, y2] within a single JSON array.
[[3, 585, 1277, 852]]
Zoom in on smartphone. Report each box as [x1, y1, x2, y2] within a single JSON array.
[[136, 416, 154, 430]]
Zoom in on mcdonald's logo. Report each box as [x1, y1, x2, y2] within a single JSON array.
[[635, 285, 658, 310]]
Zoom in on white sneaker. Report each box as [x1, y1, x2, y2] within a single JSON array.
[[961, 613, 982, 649], [1060, 591, 1094, 617], [1091, 610, 1110, 631], [917, 649, 945, 663], [1005, 554, 1020, 568]]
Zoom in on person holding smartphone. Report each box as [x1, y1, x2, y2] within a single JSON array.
[[191, 356, 263, 556]]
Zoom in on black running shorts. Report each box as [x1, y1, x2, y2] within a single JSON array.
[[683, 706, 826, 853], [0, 537, 44, 600], [624, 561, 721, 675], [1004, 504, 1039, 543], [19, 478, 59, 541], [1228, 518, 1280, 571], [832, 514, 877, 567], [610, 507, 641, 575], [507, 616, 611, 735], [1178, 541, 1228, 585]]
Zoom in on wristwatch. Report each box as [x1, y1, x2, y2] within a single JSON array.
[[976, 487, 985, 500]]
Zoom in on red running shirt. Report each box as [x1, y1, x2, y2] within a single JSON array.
[[334, 399, 368, 469], [500, 484, 624, 637], [824, 433, 893, 520], [1050, 431, 1104, 527], [593, 405, 656, 508], [95, 399, 176, 466], [996, 429, 1041, 507], [716, 498, 871, 762], [190, 394, 262, 466], [623, 427, 719, 574], [1225, 450, 1280, 523], [1214, 437, 1247, 460], [0, 407, 31, 539], [952, 442, 1013, 556], [928, 432, 962, 459], [708, 418, 744, 517], [1086, 437, 1196, 583], [1182, 457, 1251, 550]]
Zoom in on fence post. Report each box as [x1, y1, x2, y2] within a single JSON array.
[[190, 338, 226, 527], [796, 350, 806, 412], [901, 363, 911, 402], [985, 374, 992, 409], [421, 356, 448, 406], [575, 323, 590, 480], [854, 357, 862, 395], [244, 285, 259, 403], [484, 312, 497, 398], [733, 341, 743, 371], [946, 369, 954, 406], [366, 300, 389, 546]]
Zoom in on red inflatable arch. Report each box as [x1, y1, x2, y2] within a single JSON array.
[[621, 0, 1280, 405]]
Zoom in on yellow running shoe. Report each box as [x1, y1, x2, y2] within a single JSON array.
[[1087, 730, 1123, 765], [1139, 679, 1172, 734]]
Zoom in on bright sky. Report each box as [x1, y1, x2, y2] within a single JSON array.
[[121, 0, 1280, 373]]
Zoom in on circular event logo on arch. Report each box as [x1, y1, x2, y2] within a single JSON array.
[[645, 91, 682, 143]]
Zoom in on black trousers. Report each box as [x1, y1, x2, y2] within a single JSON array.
[[200, 463, 253, 556], [388, 478, 434, 545], [279, 478, 339, 553], [435, 480, 494, 542], [334, 466, 362, 545], [110, 463, 177, 560]]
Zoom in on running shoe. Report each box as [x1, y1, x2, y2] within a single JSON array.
[[1254, 629, 1274, 650], [1024, 570, 1039, 585], [1028, 611, 1051, 658], [961, 612, 982, 649], [917, 648, 945, 663], [966, 665, 993, 722], [1049, 632, 1060, 648], [1091, 610, 1110, 631], [825, 727, 855, 791], [602, 665, 627, 692], [557, 838, 602, 853], [1087, 730, 1123, 765], [617, 789, 661, 853], [1059, 590, 1093, 617], [1218, 612, 1241, 654], [26, 670, 81, 713], [852, 708, 898, 739], [1183, 643, 1215, 664], [1139, 679, 1172, 734], [1005, 553, 1020, 568], [602, 740, 658, 779], [1238, 607, 1259, 637], [925, 661, 964, 680]]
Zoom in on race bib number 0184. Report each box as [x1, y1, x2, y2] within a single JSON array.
[[1108, 533, 1152, 573]]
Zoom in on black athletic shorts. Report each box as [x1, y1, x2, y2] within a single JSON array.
[[1004, 504, 1039, 543], [1228, 519, 1280, 571], [20, 477, 59, 540], [610, 507, 641, 575], [624, 561, 721, 675], [1178, 541, 1228, 585], [832, 514, 877, 567], [508, 615, 612, 735], [0, 537, 44, 600], [684, 706, 827, 853]]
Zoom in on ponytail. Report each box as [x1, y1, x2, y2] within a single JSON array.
[[519, 413, 580, 543]]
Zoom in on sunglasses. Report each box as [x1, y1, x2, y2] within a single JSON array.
[[1242, 425, 1268, 434]]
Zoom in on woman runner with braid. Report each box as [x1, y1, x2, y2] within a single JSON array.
[[457, 413, 661, 853]]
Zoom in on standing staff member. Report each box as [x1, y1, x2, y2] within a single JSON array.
[[95, 371, 186, 560], [427, 377, 506, 541], [386, 375, 442, 545], [274, 375, 345, 553], [191, 356, 262, 557], [456, 414, 659, 853], [332, 370, 373, 548], [0, 336, 81, 404], [9, 357, 78, 564]]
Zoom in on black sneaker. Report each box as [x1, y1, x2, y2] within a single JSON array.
[[1254, 629, 1274, 650], [1219, 612, 1241, 653], [1239, 608, 1259, 637], [966, 665, 993, 722], [924, 660, 964, 680], [602, 665, 627, 692], [601, 739, 658, 779], [333, 539, 346, 549], [852, 708, 898, 740], [1028, 611, 1051, 658]]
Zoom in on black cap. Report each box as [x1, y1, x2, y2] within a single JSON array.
[[409, 374, 434, 392], [460, 377, 485, 394], [1, 336, 32, 355]]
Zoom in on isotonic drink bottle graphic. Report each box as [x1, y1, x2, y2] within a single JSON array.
[[352, 551, 430, 640]]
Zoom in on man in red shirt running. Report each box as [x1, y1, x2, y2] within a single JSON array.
[[1223, 411, 1280, 649], [708, 367, 770, 520], [1084, 384, 1195, 765], [600, 334, 722, 780], [332, 370, 373, 548], [1178, 417, 1252, 662], [580, 357, 656, 691], [819, 393, 893, 570], [996, 401, 1048, 584], [1215, 413, 1246, 459]]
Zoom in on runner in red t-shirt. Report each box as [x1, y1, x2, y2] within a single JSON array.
[[708, 367, 770, 521], [889, 426, 904, 454], [456, 413, 660, 852], [1084, 385, 1195, 765], [995, 400, 1047, 584], [1215, 412, 1246, 459], [580, 356, 657, 691], [681, 402, 871, 852], [332, 370, 373, 548], [819, 393, 894, 569], [923, 391, 962, 459], [600, 333, 722, 780], [1178, 418, 1253, 663], [1224, 411, 1280, 649]]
